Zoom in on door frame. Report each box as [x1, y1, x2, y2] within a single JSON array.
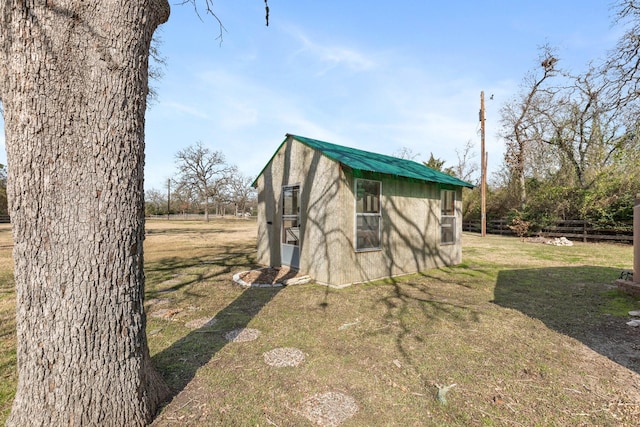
[[281, 184, 300, 269]]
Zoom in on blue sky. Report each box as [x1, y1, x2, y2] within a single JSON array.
[[0, 1, 623, 190]]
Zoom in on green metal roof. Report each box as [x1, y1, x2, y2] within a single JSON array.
[[290, 134, 474, 188], [252, 134, 475, 188]]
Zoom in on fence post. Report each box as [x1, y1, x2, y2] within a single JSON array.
[[583, 220, 587, 243], [634, 196, 640, 282]]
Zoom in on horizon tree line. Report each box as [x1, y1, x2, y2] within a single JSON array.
[[145, 141, 257, 219]]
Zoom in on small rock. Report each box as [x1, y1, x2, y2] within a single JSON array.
[[150, 308, 182, 319], [283, 275, 312, 286], [628, 310, 640, 317], [626, 320, 640, 327], [435, 383, 457, 405], [338, 319, 360, 330], [546, 237, 574, 246]]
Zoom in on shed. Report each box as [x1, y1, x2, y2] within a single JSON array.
[[252, 134, 474, 287]]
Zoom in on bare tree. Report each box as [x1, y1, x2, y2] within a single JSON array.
[[171, 181, 200, 216], [0, 164, 7, 218], [533, 66, 631, 189], [499, 45, 559, 208], [604, 0, 640, 107], [145, 188, 168, 216], [174, 142, 235, 221], [453, 140, 479, 184], [229, 173, 257, 216], [148, 32, 167, 107], [393, 146, 420, 160]]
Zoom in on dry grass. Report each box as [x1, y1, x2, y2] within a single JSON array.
[[0, 224, 15, 423], [1, 219, 640, 425]]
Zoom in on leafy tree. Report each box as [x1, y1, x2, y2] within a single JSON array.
[[424, 153, 455, 176], [174, 141, 235, 221]]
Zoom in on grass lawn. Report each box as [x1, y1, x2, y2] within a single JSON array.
[[1, 219, 640, 425]]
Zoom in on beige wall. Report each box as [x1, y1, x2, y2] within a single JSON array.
[[256, 136, 346, 275], [256, 136, 464, 287], [332, 173, 463, 286]]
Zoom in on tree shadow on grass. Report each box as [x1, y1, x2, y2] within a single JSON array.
[[145, 245, 259, 298], [151, 283, 282, 399], [367, 275, 483, 363], [493, 265, 640, 374]]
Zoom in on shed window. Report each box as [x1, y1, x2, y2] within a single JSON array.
[[441, 190, 455, 245], [355, 179, 381, 250]]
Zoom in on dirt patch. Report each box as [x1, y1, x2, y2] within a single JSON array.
[[235, 266, 309, 286], [581, 314, 640, 375]]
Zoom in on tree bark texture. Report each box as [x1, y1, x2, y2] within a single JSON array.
[[0, 1, 170, 425]]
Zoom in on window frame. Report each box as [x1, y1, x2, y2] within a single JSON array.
[[440, 189, 456, 245], [354, 178, 382, 251]]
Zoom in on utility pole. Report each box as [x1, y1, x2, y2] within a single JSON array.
[[167, 178, 171, 221], [480, 91, 487, 237]]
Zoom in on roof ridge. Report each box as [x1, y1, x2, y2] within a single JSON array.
[[288, 133, 420, 166]]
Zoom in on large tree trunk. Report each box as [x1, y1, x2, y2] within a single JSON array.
[[0, 1, 170, 425]]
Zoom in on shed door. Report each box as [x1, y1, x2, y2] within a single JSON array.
[[281, 185, 300, 269]]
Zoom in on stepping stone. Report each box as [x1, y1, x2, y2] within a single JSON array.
[[224, 328, 261, 342], [185, 317, 217, 329], [263, 347, 305, 367], [300, 391, 358, 427], [628, 310, 640, 317]]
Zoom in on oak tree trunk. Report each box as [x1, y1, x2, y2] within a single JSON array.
[[0, 1, 170, 425]]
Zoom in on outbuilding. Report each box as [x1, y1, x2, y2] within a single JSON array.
[[252, 134, 474, 287]]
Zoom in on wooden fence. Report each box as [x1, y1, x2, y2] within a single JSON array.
[[463, 219, 633, 243]]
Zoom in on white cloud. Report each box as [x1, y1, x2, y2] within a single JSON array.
[[285, 27, 377, 75], [162, 101, 209, 119]]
